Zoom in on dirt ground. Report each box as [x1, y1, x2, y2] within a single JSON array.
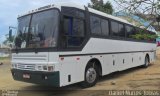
[[0, 50, 160, 96]]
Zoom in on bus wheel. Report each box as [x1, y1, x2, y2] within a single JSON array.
[[143, 55, 150, 68], [80, 62, 99, 88]]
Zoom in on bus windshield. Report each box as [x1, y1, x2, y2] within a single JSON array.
[[14, 9, 59, 49]]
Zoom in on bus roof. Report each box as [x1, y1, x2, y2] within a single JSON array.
[[18, 2, 133, 26]]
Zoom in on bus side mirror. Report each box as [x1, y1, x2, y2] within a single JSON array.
[[9, 29, 12, 41]]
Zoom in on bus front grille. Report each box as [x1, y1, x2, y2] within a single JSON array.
[[17, 64, 35, 71]]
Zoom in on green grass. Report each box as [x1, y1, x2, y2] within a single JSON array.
[[0, 57, 9, 60]]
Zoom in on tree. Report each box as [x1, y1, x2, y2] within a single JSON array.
[[88, 0, 113, 14], [114, 0, 160, 31], [114, 0, 160, 15], [3, 34, 14, 45]]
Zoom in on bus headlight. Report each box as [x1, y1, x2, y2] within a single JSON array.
[[37, 66, 43, 71], [35, 65, 55, 72], [12, 64, 17, 69], [43, 66, 48, 71], [44, 65, 55, 72], [11, 64, 14, 68], [48, 66, 54, 72], [15, 64, 17, 68]]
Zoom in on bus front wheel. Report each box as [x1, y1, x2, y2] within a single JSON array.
[[80, 62, 99, 88]]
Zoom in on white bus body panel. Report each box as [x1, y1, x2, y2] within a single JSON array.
[[57, 38, 156, 86]]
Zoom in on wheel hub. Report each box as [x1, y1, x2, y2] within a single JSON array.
[[86, 68, 97, 83]]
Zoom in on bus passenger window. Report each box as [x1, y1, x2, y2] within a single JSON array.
[[118, 23, 125, 37], [90, 15, 101, 35], [111, 21, 119, 36], [111, 21, 125, 37], [63, 16, 85, 47], [63, 17, 72, 35], [126, 25, 134, 38], [73, 19, 85, 37], [101, 19, 109, 36]]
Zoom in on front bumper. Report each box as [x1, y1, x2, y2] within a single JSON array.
[[11, 69, 60, 87]]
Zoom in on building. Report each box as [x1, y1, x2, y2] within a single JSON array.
[[0, 48, 10, 57], [0, 44, 10, 57]]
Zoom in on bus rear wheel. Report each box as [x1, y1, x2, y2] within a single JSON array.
[[80, 62, 99, 88], [143, 55, 150, 68]]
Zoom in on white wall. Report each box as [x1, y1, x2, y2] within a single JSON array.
[[0, 52, 9, 57]]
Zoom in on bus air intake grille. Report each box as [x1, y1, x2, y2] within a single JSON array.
[[17, 64, 35, 71]]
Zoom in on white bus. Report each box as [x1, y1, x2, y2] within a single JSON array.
[[10, 3, 156, 88]]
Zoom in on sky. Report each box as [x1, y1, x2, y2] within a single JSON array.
[[0, 0, 114, 43]]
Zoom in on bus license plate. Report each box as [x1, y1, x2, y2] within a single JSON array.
[[23, 74, 30, 79]]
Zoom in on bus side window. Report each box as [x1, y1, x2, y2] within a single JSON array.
[[111, 21, 125, 37], [126, 25, 134, 38], [101, 19, 109, 36], [90, 15, 102, 35], [118, 23, 125, 37], [63, 16, 73, 35], [90, 15, 110, 36], [63, 16, 85, 47]]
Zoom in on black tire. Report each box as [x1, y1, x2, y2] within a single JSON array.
[[143, 56, 150, 68], [80, 62, 99, 88]]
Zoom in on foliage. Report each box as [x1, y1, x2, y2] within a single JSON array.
[[114, 0, 160, 31], [88, 0, 113, 14], [131, 34, 158, 40], [3, 34, 14, 45], [130, 30, 158, 41], [114, 0, 160, 15], [0, 57, 9, 60]]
